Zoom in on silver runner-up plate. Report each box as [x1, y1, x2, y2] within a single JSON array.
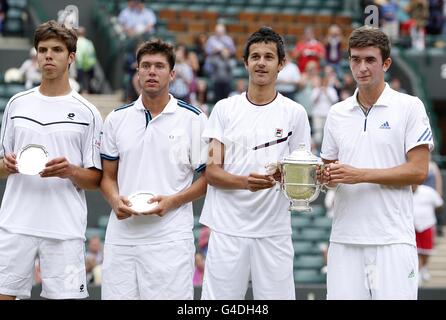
[[17, 144, 49, 175], [128, 191, 158, 214]]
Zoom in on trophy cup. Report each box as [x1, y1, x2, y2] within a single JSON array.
[[278, 144, 324, 212], [16, 144, 49, 175]]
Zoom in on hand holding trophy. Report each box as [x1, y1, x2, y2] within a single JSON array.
[[277, 144, 325, 212]]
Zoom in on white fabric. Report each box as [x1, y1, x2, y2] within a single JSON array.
[[0, 228, 88, 299], [413, 185, 443, 232], [100, 95, 207, 245], [201, 230, 295, 300], [276, 62, 301, 93], [327, 242, 418, 300], [321, 83, 434, 246], [200, 92, 311, 237], [101, 239, 195, 300], [0, 87, 102, 240], [310, 86, 338, 117]]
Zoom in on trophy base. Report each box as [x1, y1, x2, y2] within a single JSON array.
[[289, 200, 312, 213]]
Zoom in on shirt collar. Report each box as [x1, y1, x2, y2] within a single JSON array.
[[134, 94, 178, 114], [347, 82, 392, 111]]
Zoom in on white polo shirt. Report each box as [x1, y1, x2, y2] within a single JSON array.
[[200, 92, 311, 237], [100, 95, 207, 245], [0, 87, 103, 240], [321, 83, 434, 246]]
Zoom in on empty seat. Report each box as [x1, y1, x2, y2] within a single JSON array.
[[293, 241, 319, 256], [312, 216, 332, 230], [291, 215, 312, 229], [294, 269, 326, 284], [97, 215, 110, 229], [295, 228, 330, 242], [295, 255, 325, 269]]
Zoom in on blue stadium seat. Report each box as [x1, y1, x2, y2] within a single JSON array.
[[295, 255, 325, 269], [97, 215, 110, 229]]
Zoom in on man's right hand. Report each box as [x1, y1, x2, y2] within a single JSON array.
[[246, 173, 276, 192], [3, 153, 18, 174], [112, 196, 138, 220]]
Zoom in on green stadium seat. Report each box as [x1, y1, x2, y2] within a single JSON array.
[[4, 84, 25, 98], [8, 0, 27, 9], [291, 215, 312, 229], [293, 241, 320, 255], [85, 227, 106, 241], [312, 216, 332, 230], [294, 269, 326, 284], [295, 228, 330, 242], [295, 255, 325, 269], [97, 215, 110, 229]]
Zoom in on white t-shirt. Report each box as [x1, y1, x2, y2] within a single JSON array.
[[321, 83, 434, 246], [0, 87, 103, 240], [100, 95, 207, 245], [200, 92, 311, 237], [413, 185, 443, 232]]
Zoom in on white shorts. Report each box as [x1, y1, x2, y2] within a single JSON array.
[[327, 242, 418, 300], [0, 228, 88, 299], [201, 231, 295, 300], [101, 239, 195, 300]]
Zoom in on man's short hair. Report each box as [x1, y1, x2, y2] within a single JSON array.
[[348, 26, 391, 62], [243, 26, 286, 64], [136, 39, 175, 70], [34, 20, 78, 53]]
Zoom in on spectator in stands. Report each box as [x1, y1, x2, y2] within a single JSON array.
[[321, 26, 433, 299], [200, 27, 311, 300], [193, 252, 205, 286], [170, 44, 194, 103], [379, 0, 400, 42], [205, 23, 236, 58], [412, 183, 443, 285], [423, 158, 445, 237], [292, 26, 326, 73], [426, 0, 444, 36], [407, 0, 429, 50], [118, 0, 156, 38], [99, 39, 207, 300], [198, 225, 210, 257], [324, 24, 344, 78], [276, 50, 301, 100], [310, 74, 338, 150], [204, 47, 234, 102], [324, 64, 343, 97], [19, 47, 41, 90], [123, 40, 143, 103], [192, 33, 208, 77], [229, 78, 247, 97], [0, 20, 103, 300], [76, 26, 98, 94], [191, 79, 210, 116], [390, 77, 408, 93], [295, 60, 319, 121], [0, 0, 8, 36], [85, 235, 104, 285]]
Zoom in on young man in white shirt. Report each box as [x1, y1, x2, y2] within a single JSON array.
[[0, 20, 103, 300], [100, 39, 207, 300], [321, 26, 433, 299], [200, 27, 311, 300]]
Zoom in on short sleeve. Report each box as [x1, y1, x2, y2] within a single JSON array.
[[100, 114, 119, 161], [320, 110, 338, 161], [0, 100, 15, 158], [82, 108, 103, 169], [406, 97, 434, 153], [202, 100, 226, 144], [289, 106, 312, 152], [190, 112, 208, 173]]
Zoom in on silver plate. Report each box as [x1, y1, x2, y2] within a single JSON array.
[[17, 144, 49, 175], [128, 191, 158, 214]]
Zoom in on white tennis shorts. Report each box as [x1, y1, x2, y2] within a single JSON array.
[[201, 230, 295, 300], [327, 242, 418, 300], [101, 238, 195, 300], [0, 228, 88, 299]]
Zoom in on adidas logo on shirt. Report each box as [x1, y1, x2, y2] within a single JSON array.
[[379, 121, 391, 129]]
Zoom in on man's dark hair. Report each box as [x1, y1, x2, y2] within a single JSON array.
[[348, 26, 391, 62], [34, 20, 78, 53], [136, 39, 175, 70], [243, 26, 285, 64]]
